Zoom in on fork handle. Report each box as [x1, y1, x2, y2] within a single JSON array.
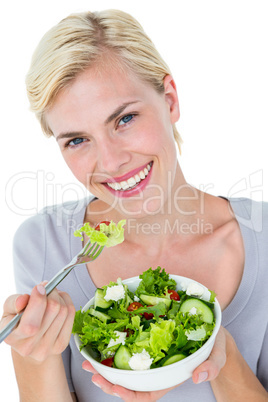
[[0, 312, 23, 343], [44, 265, 75, 295], [0, 265, 75, 344]]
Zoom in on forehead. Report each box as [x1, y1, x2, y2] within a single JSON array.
[[45, 62, 159, 135]]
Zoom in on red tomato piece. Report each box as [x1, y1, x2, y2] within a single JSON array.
[[127, 302, 143, 311], [101, 357, 114, 367], [123, 328, 135, 337], [143, 312, 154, 320], [95, 221, 111, 231], [167, 289, 180, 301]]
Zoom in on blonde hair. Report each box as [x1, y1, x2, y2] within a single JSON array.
[[26, 9, 182, 151]]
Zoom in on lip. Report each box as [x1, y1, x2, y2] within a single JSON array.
[[104, 162, 153, 198], [105, 162, 152, 184]]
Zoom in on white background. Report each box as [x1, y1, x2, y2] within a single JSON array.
[[1, 0, 267, 399]]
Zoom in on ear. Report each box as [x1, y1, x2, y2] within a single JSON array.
[[163, 75, 180, 124]]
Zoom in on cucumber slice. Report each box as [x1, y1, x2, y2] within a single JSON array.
[[94, 288, 113, 312], [162, 353, 186, 366], [114, 345, 132, 370], [139, 294, 172, 309], [88, 308, 111, 323], [180, 298, 214, 324]]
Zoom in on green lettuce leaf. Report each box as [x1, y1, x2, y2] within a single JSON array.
[[136, 267, 177, 297], [173, 324, 188, 349], [149, 320, 176, 362], [209, 289, 217, 303], [130, 302, 167, 320], [74, 220, 126, 247], [72, 309, 129, 351]]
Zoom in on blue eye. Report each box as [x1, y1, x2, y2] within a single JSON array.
[[68, 138, 86, 147], [118, 114, 134, 126]]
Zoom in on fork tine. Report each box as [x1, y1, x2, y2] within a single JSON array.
[[78, 239, 94, 256], [87, 243, 100, 257], [90, 244, 104, 259]]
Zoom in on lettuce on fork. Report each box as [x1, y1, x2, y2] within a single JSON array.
[[74, 220, 126, 247]]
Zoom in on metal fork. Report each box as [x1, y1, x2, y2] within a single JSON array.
[[0, 240, 104, 344]]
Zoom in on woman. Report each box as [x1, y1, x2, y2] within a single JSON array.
[[1, 9, 268, 402]]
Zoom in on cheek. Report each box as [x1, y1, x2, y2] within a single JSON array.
[[62, 152, 94, 185], [138, 118, 176, 155]]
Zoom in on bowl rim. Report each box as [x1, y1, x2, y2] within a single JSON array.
[[74, 274, 222, 374]]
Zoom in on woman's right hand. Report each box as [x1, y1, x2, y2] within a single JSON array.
[[0, 283, 76, 362]]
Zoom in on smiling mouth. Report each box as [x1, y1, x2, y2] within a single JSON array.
[[105, 162, 153, 191]]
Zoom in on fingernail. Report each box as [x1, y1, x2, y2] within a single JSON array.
[[197, 371, 208, 383], [37, 284, 46, 295], [92, 380, 101, 389], [113, 393, 120, 398]]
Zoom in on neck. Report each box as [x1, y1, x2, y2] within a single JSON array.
[[120, 165, 211, 249]]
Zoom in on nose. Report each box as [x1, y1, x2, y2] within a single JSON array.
[[96, 137, 131, 177]]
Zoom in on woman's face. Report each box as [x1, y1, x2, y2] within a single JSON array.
[[46, 63, 180, 218]]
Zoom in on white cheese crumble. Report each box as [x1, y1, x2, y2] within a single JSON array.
[[188, 307, 197, 316], [107, 331, 127, 348], [180, 281, 187, 291], [128, 349, 153, 371], [104, 284, 125, 302], [186, 282, 204, 297], [134, 295, 140, 302]]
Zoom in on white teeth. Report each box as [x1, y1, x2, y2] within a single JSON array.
[[115, 182, 122, 190], [107, 182, 116, 190], [107, 162, 152, 191], [139, 171, 145, 180], [121, 181, 129, 190], [127, 177, 136, 187]]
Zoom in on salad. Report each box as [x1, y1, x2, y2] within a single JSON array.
[[74, 220, 126, 247], [72, 267, 217, 370]]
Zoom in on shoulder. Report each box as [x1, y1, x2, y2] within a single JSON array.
[[229, 197, 268, 233], [229, 197, 268, 276]]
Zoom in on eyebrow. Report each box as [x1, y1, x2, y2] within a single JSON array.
[[104, 101, 140, 125], [56, 100, 140, 142]]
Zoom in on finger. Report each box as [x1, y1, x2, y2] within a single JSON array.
[[15, 294, 31, 313], [82, 360, 99, 375], [53, 293, 76, 353], [192, 326, 226, 384], [2, 294, 29, 318], [40, 290, 75, 335], [20, 290, 73, 360], [41, 292, 75, 355], [35, 288, 64, 336], [31, 301, 68, 360], [0, 294, 30, 333], [111, 383, 179, 402], [91, 373, 123, 397], [17, 284, 48, 339]]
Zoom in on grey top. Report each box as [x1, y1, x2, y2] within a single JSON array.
[[13, 197, 268, 401]]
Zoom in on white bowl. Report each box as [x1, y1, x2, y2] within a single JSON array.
[[74, 275, 222, 392]]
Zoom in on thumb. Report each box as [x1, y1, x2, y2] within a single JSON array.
[[14, 294, 30, 313], [192, 326, 226, 384], [2, 294, 27, 317]]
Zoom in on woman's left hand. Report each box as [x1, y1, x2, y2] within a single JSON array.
[[82, 326, 227, 401]]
